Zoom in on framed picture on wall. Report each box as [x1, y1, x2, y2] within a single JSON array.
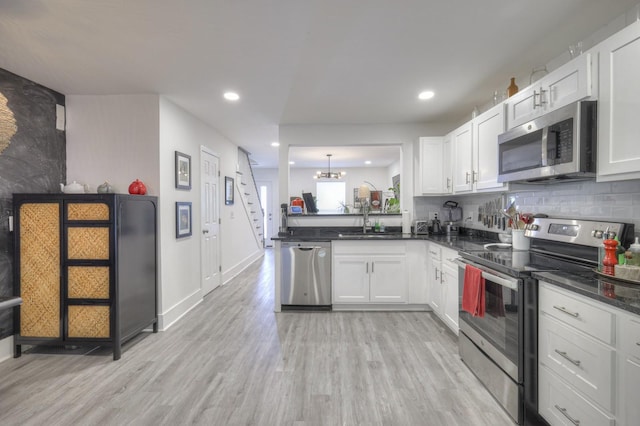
[[225, 176, 234, 205], [175, 151, 191, 190], [176, 202, 192, 238]]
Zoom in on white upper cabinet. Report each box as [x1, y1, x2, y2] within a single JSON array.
[[506, 53, 592, 129], [451, 103, 507, 194], [415, 136, 452, 195], [452, 122, 474, 193], [596, 20, 640, 182], [472, 103, 507, 191]]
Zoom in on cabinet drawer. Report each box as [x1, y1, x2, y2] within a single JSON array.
[[67, 202, 110, 221], [67, 305, 110, 338], [68, 266, 110, 299], [539, 282, 615, 344], [428, 244, 441, 260], [67, 227, 110, 260], [622, 315, 640, 360], [539, 314, 615, 411], [539, 366, 614, 426], [332, 241, 406, 255]]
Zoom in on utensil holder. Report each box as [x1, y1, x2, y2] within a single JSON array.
[[512, 230, 530, 250]]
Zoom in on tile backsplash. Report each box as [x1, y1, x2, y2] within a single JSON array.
[[414, 179, 640, 238]]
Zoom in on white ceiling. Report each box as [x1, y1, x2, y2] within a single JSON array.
[[289, 145, 400, 169], [0, 0, 637, 168]]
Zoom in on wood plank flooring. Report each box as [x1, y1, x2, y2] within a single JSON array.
[[0, 249, 513, 425]]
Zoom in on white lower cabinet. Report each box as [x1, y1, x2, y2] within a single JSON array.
[[332, 241, 407, 305], [427, 243, 459, 334], [538, 281, 640, 426]]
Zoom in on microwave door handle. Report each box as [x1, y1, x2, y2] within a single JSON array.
[[541, 127, 549, 167]]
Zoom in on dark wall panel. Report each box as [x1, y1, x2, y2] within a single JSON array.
[[0, 68, 65, 339]]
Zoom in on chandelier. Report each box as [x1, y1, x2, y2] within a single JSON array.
[[314, 154, 346, 179]]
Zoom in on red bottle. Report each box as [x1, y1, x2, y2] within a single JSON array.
[[128, 179, 147, 195], [602, 239, 619, 276]]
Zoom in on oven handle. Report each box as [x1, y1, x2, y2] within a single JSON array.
[[454, 258, 519, 291]]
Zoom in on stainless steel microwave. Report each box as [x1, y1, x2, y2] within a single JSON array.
[[497, 101, 597, 183]]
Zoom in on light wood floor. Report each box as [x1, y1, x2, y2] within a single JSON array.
[[0, 249, 513, 426]]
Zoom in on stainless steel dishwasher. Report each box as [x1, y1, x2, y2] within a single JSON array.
[[281, 241, 331, 309]]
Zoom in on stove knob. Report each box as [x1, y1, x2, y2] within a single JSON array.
[[608, 231, 617, 239], [529, 224, 539, 231], [592, 230, 603, 238]]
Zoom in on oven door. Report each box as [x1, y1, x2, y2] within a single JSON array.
[[455, 258, 523, 383]]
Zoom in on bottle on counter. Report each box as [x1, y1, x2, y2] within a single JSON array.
[[626, 237, 640, 266]]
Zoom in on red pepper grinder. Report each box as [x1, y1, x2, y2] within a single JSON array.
[[602, 238, 619, 276]]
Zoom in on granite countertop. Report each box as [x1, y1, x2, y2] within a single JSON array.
[[533, 270, 640, 316]]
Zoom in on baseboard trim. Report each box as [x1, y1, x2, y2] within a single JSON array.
[[158, 289, 203, 331], [331, 303, 431, 312], [0, 335, 14, 363], [222, 249, 264, 285]]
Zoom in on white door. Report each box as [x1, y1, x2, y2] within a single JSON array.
[[201, 147, 221, 295], [256, 180, 273, 247]]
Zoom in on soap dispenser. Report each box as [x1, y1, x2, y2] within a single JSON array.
[[627, 237, 640, 266]]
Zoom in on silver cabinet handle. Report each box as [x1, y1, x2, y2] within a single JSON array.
[[533, 90, 540, 109], [446, 177, 451, 190], [539, 87, 547, 105], [554, 405, 580, 425], [371, 262, 374, 273], [465, 172, 470, 184], [202, 229, 209, 234], [555, 349, 581, 367], [636, 342, 640, 346], [472, 171, 477, 184], [435, 268, 439, 281], [366, 262, 369, 274], [553, 305, 580, 318]]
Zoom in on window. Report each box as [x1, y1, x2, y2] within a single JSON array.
[[316, 181, 346, 214]]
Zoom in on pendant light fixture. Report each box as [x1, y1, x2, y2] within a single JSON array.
[[314, 154, 346, 179]]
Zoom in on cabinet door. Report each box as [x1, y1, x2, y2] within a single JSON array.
[[443, 135, 453, 194], [441, 261, 459, 334], [452, 123, 473, 193], [428, 259, 442, 315], [473, 103, 507, 191], [369, 257, 406, 303], [332, 256, 369, 303], [597, 21, 640, 181], [18, 202, 62, 338], [622, 357, 640, 426], [417, 137, 445, 194], [505, 87, 539, 129], [545, 53, 591, 112]]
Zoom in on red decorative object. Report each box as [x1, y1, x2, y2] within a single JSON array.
[[602, 238, 619, 276], [291, 198, 304, 209], [128, 179, 147, 195]]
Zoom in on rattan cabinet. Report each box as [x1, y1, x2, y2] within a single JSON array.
[[13, 193, 158, 360]]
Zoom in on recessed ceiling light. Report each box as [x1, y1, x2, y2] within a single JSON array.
[[271, 142, 280, 147], [365, 160, 372, 165], [289, 161, 295, 165], [418, 91, 435, 100], [223, 91, 240, 101]]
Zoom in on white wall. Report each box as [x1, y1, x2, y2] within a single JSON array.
[[66, 95, 262, 332], [66, 95, 160, 194]]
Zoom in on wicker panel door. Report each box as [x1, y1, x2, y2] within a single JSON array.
[[65, 202, 112, 339], [18, 203, 61, 338]]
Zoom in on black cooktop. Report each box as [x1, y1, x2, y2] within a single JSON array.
[[459, 248, 593, 277]]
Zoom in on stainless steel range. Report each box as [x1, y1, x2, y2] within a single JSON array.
[[456, 218, 635, 425]]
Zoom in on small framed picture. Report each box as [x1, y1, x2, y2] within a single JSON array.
[[225, 176, 234, 205], [175, 151, 191, 190], [176, 202, 192, 238]]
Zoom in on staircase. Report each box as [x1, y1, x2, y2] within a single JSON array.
[[236, 148, 265, 247]]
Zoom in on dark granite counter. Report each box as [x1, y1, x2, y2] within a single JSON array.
[[533, 270, 640, 316]]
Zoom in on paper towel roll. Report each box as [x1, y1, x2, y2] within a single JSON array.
[[402, 210, 411, 234]]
